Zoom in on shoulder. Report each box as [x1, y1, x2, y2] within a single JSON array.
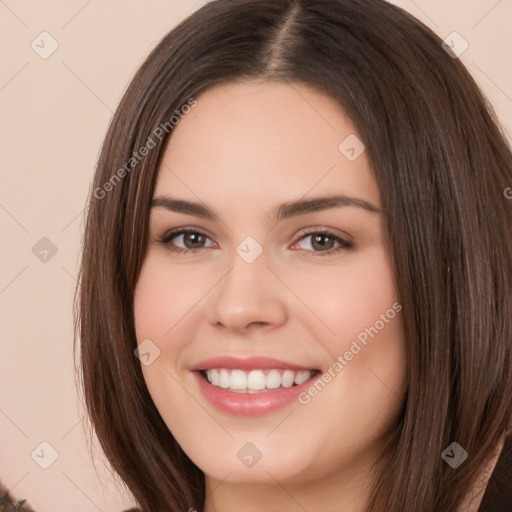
[[478, 433, 512, 512], [1, 480, 141, 512], [0, 480, 34, 512]]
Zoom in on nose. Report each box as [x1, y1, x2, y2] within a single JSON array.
[[206, 250, 287, 334]]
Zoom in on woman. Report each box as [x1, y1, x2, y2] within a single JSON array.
[[72, 0, 512, 511]]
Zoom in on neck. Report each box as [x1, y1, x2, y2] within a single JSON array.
[[203, 451, 379, 512]]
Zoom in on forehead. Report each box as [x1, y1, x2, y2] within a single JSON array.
[[154, 80, 379, 211]]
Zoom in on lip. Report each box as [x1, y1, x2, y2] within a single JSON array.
[[190, 355, 315, 372], [191, 356, 321, 417]]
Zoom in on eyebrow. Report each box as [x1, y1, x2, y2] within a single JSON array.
[[150, 194, 381, 222]]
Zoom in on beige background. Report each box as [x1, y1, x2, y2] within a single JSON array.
[[0, 1, 510, 510]]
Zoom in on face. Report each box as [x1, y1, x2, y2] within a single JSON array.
[[133, 80, 406, 505]]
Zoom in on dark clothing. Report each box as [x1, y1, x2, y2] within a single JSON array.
[[478, 434, 512, 512]]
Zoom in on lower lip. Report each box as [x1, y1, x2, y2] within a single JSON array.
[[193, 371, 320, 416]]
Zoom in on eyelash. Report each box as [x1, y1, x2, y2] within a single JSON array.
[[156, 227, 353, 256]]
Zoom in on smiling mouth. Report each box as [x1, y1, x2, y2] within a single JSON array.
[[199, 368, 321, 393]]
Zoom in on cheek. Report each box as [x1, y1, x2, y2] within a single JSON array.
[[289, 247, 400, 344], [133, 252, 207, 341], [133, 257, 202, 428], [291, 247, 406, 421]]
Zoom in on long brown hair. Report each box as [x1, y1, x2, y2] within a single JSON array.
[[74, 1, 512, 510]]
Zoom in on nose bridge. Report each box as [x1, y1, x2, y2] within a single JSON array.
[[207, 241, 287, 331]]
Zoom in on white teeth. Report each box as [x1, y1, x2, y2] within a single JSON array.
[[281, 370, 295, 388], [266, 369, 281, 389], [206, 369, 219, 386], [294, 370, 311, 385], [246, 370, 266, 390], [219, 369, 230, 389], [203, 368, 315, 392], [229, 370, 246, 390]]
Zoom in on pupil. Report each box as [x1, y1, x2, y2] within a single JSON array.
[[185, 233, 204, 248], [313, 234, 333, 251]]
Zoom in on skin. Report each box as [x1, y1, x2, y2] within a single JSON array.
[[133, 80, 409, 512]]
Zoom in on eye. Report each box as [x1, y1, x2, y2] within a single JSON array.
[[156, 227, 353, 256], [156, 228, 216, 254], [292, 229, 353, 256]]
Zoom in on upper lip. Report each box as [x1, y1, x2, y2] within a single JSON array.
[[190, 356, 317, 372]]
